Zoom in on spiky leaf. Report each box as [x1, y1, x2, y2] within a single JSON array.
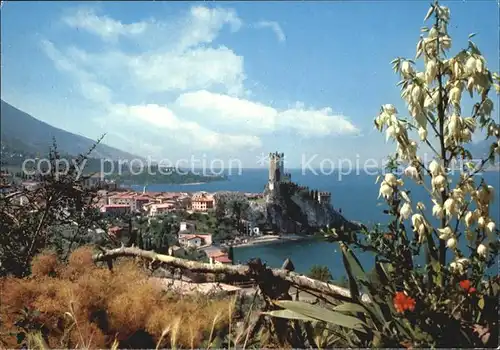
[[332, 302, 367, 314], [262, 309, 316, 322], [275, 300, 368, 333], [424, 6, 435, 21]]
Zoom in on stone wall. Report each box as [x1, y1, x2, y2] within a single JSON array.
[[256, 181, 359, 234]]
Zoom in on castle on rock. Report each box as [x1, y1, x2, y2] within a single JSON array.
[[266, 151, 331, 205]]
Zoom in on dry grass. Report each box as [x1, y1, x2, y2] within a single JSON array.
[[0, 247, 236, 349]]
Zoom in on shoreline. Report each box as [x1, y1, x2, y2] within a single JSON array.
[[128, 178, 229, 188], [230, 234, 318, 249]]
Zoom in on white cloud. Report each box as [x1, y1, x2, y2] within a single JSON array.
[[175, 90, 277, 132], [255, 21, 286, 42], [177, 6, 242, 51], [62, 5, 242, 50], [62, 8, 148, 42], [38, 4, 357, 159], [40, 40, 113, 104], [278, 103, 360, 137], [58, 6, 247, 96], [127, 47, 245, 96], [110, 103, 261, 151], [175, 90, 359, 136]]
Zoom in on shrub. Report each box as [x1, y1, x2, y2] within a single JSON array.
[[269, 1, 499, 347], [0, 247, 236, 349]]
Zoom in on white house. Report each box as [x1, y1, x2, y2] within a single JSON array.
[[149, 203, 174, 217], [207, 251, 232, 266], [83, 173, 104, 189], [108, 194, 136, 211], [178, 233, 212, 248]]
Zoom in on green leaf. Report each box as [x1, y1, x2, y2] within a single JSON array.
[[16, 332, 26, 345], [469, 41, 482, 55], [424, 6, 434, 21], [365, 298, 387, 326], [275, 300, 368, 333], [340, 243, 369, 284], [262, 309, 316, 322], [468, 33, 477, 39], [394, 319, 412, 339], [332, 302, 367, 314], [478, 297, 485, 310]]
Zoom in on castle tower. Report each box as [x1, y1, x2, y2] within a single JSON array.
[[268, 152, 286, 191], [318, 191, 332, 205]]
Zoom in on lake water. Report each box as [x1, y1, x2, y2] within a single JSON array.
[[135, 169, 500, 276]]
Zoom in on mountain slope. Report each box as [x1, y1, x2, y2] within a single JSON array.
[[1, 100, 141, 160]]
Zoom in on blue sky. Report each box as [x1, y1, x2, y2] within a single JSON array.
[[1, 1, 498, 168]]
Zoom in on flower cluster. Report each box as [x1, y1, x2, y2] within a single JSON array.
[[365, 2, 500, 347], [393, 292, 416, 313], [375, 2, 499, 279], [459, 279, 476, 295]]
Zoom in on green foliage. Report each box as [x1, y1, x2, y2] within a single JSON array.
[[213, 192, 251, 241], [138, 215, 178, 253], [0, 138, 104, 277], [267, 2, 500, 347], [307, 265, 333, 282]]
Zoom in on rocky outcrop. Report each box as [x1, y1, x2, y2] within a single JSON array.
[[250, 182, 360, 234]]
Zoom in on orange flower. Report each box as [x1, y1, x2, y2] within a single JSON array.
[[459, 279, 471, 290], [393, 291, 416, 313], [459, 279, 476, 294]]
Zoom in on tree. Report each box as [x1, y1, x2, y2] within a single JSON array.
[[213, 192, 250, 234], [0, 137, 105, 277], [307, 265, 332, 282]]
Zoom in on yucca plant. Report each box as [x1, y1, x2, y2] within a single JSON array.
[[266, 1, 499, 347]]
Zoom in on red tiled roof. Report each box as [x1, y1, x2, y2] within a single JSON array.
[[186, 236, 204, 241], [207, 250, 226, 258], [214, 255, 232, 263], [153, 203, 174, 209], [180, 233, 211, 240]]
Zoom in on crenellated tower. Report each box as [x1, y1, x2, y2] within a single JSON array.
[[318, 191, 332, 205], [268, 151, 287, 191]]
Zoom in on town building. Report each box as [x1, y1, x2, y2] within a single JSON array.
[[191, 192, 214, 212], [21, 181, 42, 191], [179, 221, 196, 233], [108, 194, 135, 210], [178, 233, 212, 248], [82, 172, 105, 189], [100, 204, 130, 216], [149, 203, 175, 217], [134, 196, 151, 211], [207, 251, 232, 266]]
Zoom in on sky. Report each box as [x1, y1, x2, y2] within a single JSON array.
[[1, 0, 499, 169]]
